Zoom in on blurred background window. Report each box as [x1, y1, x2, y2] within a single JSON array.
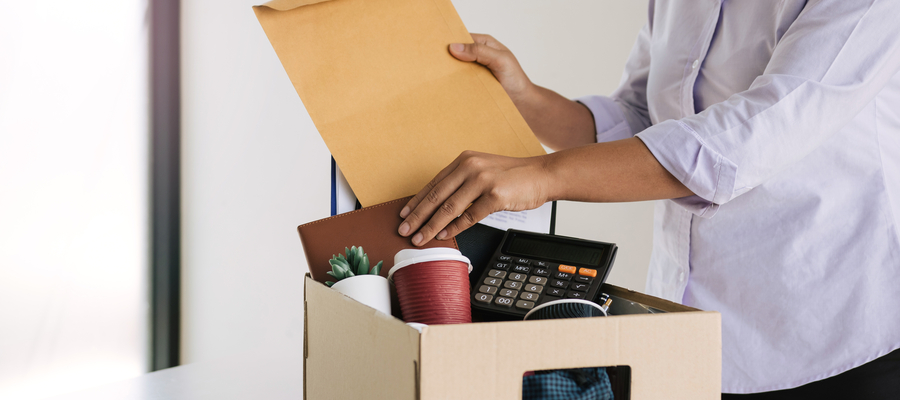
[[0, 1, 150, 398]]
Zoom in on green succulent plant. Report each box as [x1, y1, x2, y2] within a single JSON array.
[[325, 246, 383, 287]]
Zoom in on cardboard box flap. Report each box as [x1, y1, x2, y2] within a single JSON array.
[[304, 275, 420, 399], [253, 0, 546, 206]]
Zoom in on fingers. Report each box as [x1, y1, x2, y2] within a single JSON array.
[[410, 181, 483, 246], [437, 195, 496, 240], [398, 156, 467, 242], [470, 33, 509, 51], [400, 156, 462, 221], [448, 41, 508, 73]]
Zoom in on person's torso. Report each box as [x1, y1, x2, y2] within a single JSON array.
[[640, 0, 900, 393]]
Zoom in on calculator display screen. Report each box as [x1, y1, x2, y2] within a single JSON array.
[[506, 234, 604, 266]]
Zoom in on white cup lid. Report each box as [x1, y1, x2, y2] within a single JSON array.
[[387, 247, 472, 282]]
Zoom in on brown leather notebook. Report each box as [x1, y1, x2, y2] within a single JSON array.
[[298, 196, 459, 284]]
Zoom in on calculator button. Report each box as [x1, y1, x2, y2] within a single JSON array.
[[579, 268, 598, 277], [558, 265, 577, 274], [498, 256, 512, 262], [553, 272, 573, 280], [528, 276, 548, 285], [524, 284, 544, 293], [571, 283, 589, 292], [532, 268, 550, 277], [515, 300, 535, 310], [493, 262, 509, 270], [565, 291, 586, 299], [515, 258, 531, 265], [520, 292, 539, 301], [495, 296, 514, 308], [488, 269, 507, 278], [484, 277, 502, 286], [478, 285, 498, 295], [575, 275, 593, 284], [504, 281, 523, 290], [499, 289, 519, 298], [550, 280, 569, 289], [512, 265, 531, 274], [474, 293, 493, 303], [546, 288, 565, 297], [534, 261, 551, 268], [508, 273, 527, 282]]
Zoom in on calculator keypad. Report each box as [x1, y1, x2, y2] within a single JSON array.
[[474, 254, 607, 317]]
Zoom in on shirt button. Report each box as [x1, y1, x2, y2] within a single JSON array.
[[691, 59, 699, 69]]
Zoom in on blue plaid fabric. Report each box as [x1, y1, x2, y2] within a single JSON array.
[[522, 367, 613, 400]]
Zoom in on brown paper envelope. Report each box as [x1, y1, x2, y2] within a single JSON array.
[[253, 0, 546, 206]]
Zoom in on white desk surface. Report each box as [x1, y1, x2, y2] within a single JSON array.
[[46, 350, 304, 400]]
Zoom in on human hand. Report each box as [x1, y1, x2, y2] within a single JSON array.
[[398, 151, 553, 246], [449, 34, 535, 103]]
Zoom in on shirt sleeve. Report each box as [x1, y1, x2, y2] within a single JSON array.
[[575, 3, 655, 143], [636, 0, 900, 217]]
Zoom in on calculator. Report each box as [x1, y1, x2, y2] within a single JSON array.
[[471, 229, 617, 318]]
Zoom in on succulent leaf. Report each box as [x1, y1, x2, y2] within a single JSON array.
[[358, 254, 369, 276], [326, 281, 335, 287], [346, 246, 356, 266], [371, 260, 383, 275]]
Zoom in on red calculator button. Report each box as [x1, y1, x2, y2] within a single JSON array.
[[558, 265, 577, 274], [579, 268, 597, 277]]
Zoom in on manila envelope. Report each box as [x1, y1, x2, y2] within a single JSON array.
[[253, 0, 546, 207]]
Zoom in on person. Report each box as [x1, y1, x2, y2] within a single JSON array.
[[397, 0, 900, 397]]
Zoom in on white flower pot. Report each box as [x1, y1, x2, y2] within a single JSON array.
[[330, 274, 391, 315]]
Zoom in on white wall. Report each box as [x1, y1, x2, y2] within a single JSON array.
[[180, 0, 650, 365]]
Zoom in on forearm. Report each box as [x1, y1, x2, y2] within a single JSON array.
[[543, 137, 694, 202], [514, 85, 597, 151]]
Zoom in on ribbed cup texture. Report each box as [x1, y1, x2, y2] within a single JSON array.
[[393, 260, 471, 325]]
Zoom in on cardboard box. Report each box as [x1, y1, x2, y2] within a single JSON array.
[[304, 275, 721, 399]]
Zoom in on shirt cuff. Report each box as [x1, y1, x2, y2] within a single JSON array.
[[636, 120, 738, 218], [574, 95, 634, 143]]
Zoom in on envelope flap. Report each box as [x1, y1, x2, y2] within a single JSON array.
[[255, 0, 333, 11]]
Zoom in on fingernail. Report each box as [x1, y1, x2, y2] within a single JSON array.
[[450, 43, 465, 52], [412, 233, 423, 246], [437, 230, 448, 240], [399, 222, 410, 236], [400, 206, 410, 218]]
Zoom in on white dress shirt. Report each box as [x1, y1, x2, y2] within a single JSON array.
[[577, 0, 900, 393]]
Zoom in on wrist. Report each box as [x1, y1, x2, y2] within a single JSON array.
[[537, 152, 563, 203]]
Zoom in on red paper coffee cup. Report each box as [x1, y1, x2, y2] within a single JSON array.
[[388, 248, 472, 325]]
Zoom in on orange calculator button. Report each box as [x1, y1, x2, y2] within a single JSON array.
[[579, 268, 597, 278], [558, 265, 577, 274]]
